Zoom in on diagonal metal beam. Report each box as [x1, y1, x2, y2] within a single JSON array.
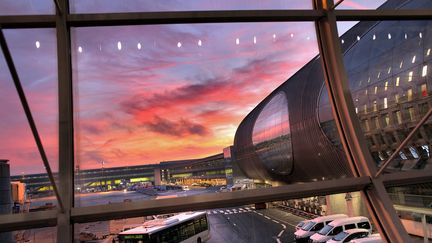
[[376, 107, 432, 177], [0, 29, 65, 213]]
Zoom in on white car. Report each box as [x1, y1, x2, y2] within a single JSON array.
[[349, 234, 383, 243], [326, 228, 370, 243]]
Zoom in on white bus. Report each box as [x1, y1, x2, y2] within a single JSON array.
[[118, 211, 210, 243]]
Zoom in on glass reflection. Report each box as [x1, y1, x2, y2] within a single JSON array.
[[252, 92, 292, 175], [319, 19, 432, 172]]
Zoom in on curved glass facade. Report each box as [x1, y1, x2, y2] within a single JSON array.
[[318, 18, 432, 171], [252, 92, 292, 175]]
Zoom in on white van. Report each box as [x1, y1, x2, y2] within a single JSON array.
[[326, 228, 370, 243], [294, 214, 348, 242], [309, 216, 371, 243], [295, 219, 310, 231], [349, 234, 383, 243]]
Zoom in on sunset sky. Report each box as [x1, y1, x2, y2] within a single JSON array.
[[0, 1, 384, 175]]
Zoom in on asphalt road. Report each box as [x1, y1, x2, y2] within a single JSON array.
[[207, 207, 304, 243]]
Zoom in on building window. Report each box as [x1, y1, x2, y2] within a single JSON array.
[[419, 103, 428, 116], [374, 117, 380, 129], [422, 65, 428, 77], [396, 77, 400, 86], [384, 81, 388, 91], [374, 86, 378, 94], [395, 94, 400, 103], [395, 111, 403, 125], [407, 88, 413, 101], [364, 104, 368, 114], [408, 71, 413, 82], [383, 97, 388, 109], [421, 83, 427, 97], [408, 107, 415, 121], [373, 100, 377, 112], [363, 120, 370, 131], [383, 114, 390, 127]]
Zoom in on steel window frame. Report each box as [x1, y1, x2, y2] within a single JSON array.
[[0, 1, 431, 242]]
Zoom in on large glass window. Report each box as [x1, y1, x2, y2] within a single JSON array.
[[72, 22, 319, 206], [252, 92, 292, 175], [0, 29, 58, 214], [0, 0, 54, 15]]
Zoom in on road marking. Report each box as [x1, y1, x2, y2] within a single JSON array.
[[258, 213, 263, 216], [272, 220, 279, 224], [281, 224, 286, 229], [264, 216, 271, 220], [278, 230, 284, 237], [276, 238, 282, 243]]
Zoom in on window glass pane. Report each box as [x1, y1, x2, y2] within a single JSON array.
[[74, 192, 377, 242], [336, 0, 386, 10], [70, 0, 312, 14], [387, 182, 432, 241], [337, 17, 432, 173], [4, 227, 56, 243], [0, 0, 54, 15], [0, 29, 58, 214], [72, 22, 324, 206]]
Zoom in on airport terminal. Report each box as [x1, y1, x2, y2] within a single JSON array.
[[1, 0, 432, 242]]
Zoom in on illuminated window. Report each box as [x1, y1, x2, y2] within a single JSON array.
[[355, 107, 358, 114], [387, 67, 391, 74], [373, 100, 377, 111], [408, 71, 413, 82], [364, 104, 368, 114], [408, 107, 415, 121], [384, 81, 388, 91], [383, 97, 388, 109], [377, 72, 381, 79], [367, 77, 371, 83], [395, 111, 402, 125], [395, 94, 400, 103], [407, 88, 413, 101], [396, 77, 400, 86], [422, 65, 427, 77], [374, 86, 378, 94], [421, 83, 428, 97], [384, 114, 390, 127], [365, 89, 368, 95], [427, 48, 431, 56], [412, 55, 416, 63], [400, 60, 403, 69]]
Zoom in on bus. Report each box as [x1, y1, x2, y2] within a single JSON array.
[[118, 211, 210, 243]]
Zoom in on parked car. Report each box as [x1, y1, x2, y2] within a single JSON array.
[[326, 228, 371, 243], [309, 216, 371, 242], [294, 214, 348, 242]]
